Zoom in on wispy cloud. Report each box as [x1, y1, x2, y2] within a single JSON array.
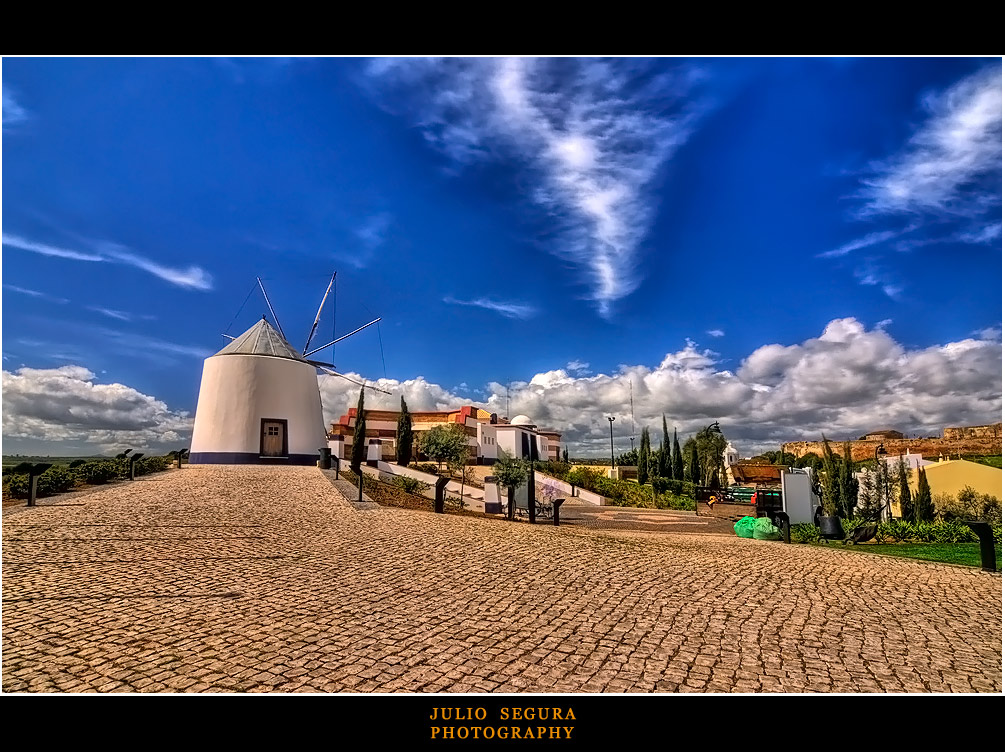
[[338, 212, 393, 269], [365, 58, 708, 316], [818, 227, 914, 258], [3, 284, 69, 304], [823, 65, 1001, 298], [858, 65, 1002, 217], [956, 222, 1002, 244], [2, 234, 104, 262], [443, 296, 538, 320], [706, 329, 725, 338], [88, 306, 132, 322], [2, 233, 213, 291], [566, 360, 591, 375], [854, 262, 903, 300], [3, 88, 28, 130]]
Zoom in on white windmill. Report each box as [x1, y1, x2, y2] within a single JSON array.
[[189, 274, 388, 465]]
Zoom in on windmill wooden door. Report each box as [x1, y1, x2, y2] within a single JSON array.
[[261, 419, 286, 457]]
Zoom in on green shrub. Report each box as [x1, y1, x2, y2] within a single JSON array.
[[3, 465, 77, 499], [791, 523, 820, 543], [930, 520, 976, 544], [534, 460, 571, 478], [878, 520, 914, 542], [394, 475, 430, 494], [3, 473, 30, 499], [656, 493, 696, 511], [73, 460, 119, 485], [37, 465, 76, 495], [135, 456, 170, 475], [411, 463, 439, 475]]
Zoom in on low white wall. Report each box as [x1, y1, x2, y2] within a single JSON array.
[[535, 471, 608, 506], [375, 460, 484, 501]]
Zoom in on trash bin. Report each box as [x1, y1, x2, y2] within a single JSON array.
[[318, 447, 332, 470]]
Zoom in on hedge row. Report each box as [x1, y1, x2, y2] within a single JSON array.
[[2, 455, 174, 499], [561, 466, 696, 511], [791, 518, 1003, 546]]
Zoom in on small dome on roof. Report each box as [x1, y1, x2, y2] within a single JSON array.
[[511, 414, 535, 426]]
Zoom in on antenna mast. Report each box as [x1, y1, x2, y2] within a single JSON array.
[[629, 380, 636, 451]]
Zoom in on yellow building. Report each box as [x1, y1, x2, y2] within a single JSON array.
[[909, 459, 1002, 501]]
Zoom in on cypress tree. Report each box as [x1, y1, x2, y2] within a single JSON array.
[[350, 387, 366, 473], [915, 467, 933, 522], [819, 435, 840, 516], [896, 455, 914, 522], [839, 441, 859, 518], [658, 414, 671, 478], [396, 396, 413, 466], [562, 446, 569, 464], [638, 427, 651, 485], [688, 441, 701, 485], [671, 429, 684, 481]]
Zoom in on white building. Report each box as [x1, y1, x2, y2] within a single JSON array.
[[190, 318, 328, 465], [329, 407, 561, 464]]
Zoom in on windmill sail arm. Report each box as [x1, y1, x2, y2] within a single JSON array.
[[257, 277, 287, 341], [317, 366, 391, 395], [304, 317, 381, 358], [303, 272, 336, 355]]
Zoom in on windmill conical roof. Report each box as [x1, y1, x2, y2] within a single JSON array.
[[215, 318, 305, 361]]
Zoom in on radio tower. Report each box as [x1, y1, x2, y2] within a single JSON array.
[[629, 380, 636, 452]]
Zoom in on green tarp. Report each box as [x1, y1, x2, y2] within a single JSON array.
[[734, 516, 757, 538], [752, 517, 782, 541]]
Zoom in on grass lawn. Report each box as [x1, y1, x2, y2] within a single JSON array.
[[821, 541, 1002, 569]]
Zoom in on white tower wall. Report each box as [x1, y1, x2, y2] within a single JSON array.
[[190, 354, 327, 464]]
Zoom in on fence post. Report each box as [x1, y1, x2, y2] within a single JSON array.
[[434, 477, 450, 514], [128, 453, 145, 481], [553, 499, 565, 527], [965, 521, 998, 572]]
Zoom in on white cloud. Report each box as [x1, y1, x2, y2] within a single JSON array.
[[317, 317, 1002, 458], [443, 296, 538, 320], [365, 58, 707, 315], [338, 212, 393, 269], [859, 65, 1002, 217], [818, 228, 908, 258], [9, 320, 998, 459], [956, 222, 1002, 244], [2, 233, 213, 291], [853, 262, 903, 300], [3, 88, 28, 129], [99, 244, 213, 291], [706, 329, 725, 338], [2, 234, 104, 262], [566, 360, 591, 375], [2, 365, 193, 453], [3, 284, 69, 304], [88, 306, 132, 322]]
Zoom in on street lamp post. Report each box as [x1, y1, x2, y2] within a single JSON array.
[[607, 416, 616, 469]]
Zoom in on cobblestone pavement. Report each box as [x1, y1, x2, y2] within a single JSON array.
[[560, 501, 737, 535], [3, 466, 1001, 693]]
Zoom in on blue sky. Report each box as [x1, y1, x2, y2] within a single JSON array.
[[2, 57, 1001, 456]]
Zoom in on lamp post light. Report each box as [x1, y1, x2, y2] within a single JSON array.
[[607, 416, 616, 469], [875, 442, 889, 521]]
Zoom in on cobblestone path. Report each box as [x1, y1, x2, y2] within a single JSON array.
[[3, 465, 1000, 693]]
